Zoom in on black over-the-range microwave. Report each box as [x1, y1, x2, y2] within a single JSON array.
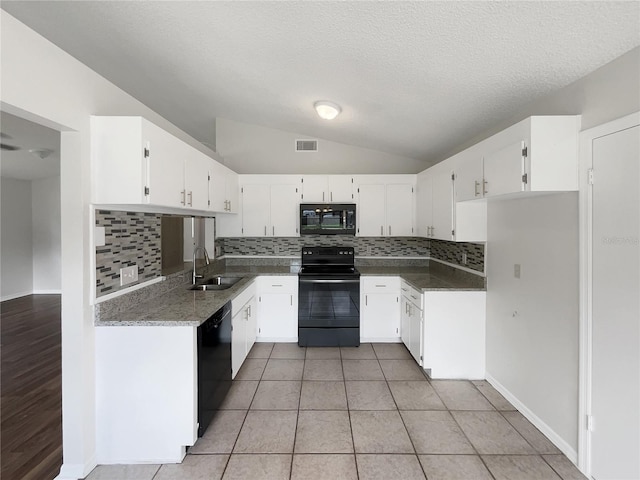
[[300, 204, 356, 235]]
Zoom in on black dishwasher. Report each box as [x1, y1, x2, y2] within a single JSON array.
[[197, 301, 232, 437]]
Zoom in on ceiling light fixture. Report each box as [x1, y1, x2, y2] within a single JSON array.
[[314, 101, 341, 120], [28, 148, 54, 159]]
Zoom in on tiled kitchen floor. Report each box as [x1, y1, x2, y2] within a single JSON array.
[[86, 343, 587, 480]]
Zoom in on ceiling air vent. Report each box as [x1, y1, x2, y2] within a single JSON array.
[[296, 139, 318, 152]]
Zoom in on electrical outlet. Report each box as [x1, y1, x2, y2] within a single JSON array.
[[120, 265, 138, 286], [514, 264, 521, 279], [462, 252, 468, 265]]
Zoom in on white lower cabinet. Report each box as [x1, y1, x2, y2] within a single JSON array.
[[360, 276, 401, 342], [231, 281, 257, 378], [422, 291, 486, 379], [401, 280, 423, 365], [256, 276, 298, 342]]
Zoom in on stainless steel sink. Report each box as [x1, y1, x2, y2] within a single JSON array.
[[189, 276, 243, 291]]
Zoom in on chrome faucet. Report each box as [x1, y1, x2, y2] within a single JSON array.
[[192, 246, 211, 285]]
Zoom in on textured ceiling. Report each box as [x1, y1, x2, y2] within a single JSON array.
[[2, 1, 639, 168], [1, 112, 60, 181]]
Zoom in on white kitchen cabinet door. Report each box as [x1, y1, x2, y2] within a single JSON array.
[[328, 175, 354, 202], [453, 147, 484, 202], [257, 293, 297, 341], [270, 184, 300, 237], [184, 152, 210, 211], [430, 163, 454, 241], [225, 170, 239, 213], [301, 175, 328, 202], [416, 171, 433, 238], [361, 293, 400, 342], [482, 140, 526, 197], [409, 304, 423, 366], [241, 184, 270, 236], [245, 295, 257, 352], [231, 308, 246, 378], [357, 184, 386, 236], [208, 161, 228, 212], [386, 184, 414, 236], [401, 295, 411, 348]]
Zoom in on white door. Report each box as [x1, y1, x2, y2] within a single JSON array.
[[242, 184, 270, 236], [358, 184, 386, 236], [301, 176, 328, 202], [409, 305, 422, 365], [482, 141, 525, 197], [231, 309, 246, 378], [362, 293, 400, 339], [431, 165, 454, 240], [270, 184, 299, 237], [386, 184, 414, 236], [328, 175, 354, 202], [184, 152, 210, 210], [143, 120, 185, 207], [257, 294, 297, 340], [208, 161, 227, 212], [590, 124, 640, 480], [416, 171, 433, 238], [454, 147, 483, 202], [245, 296, 257, 353], [400, 296, 411, 349]]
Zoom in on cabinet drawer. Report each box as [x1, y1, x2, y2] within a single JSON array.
[[401, 280, 422, 307], [231, 280, 256, 313], [361, 276, 401, 294], [257, 275, 298, 294]]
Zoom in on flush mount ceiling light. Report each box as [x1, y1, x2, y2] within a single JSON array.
[[28, 148, 54, 159], [314, 101, 341, 120]]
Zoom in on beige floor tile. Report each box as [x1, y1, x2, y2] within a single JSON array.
[[305, 347, 341, 359], [452, 411, 536, 454], [294, 410, 354, 453], [388, 381, 446, 410], [234, 358, 267, 380], [219, 381, 258, 410], [299, 381, 348, 410], [342, 359, 385, 380], [350, 410, 414, 453], [189, 410, 247, 453], [372, 343, 413, 359], [291, 454, 357, 480], [303, 359, 344, 380], [234, 410, 298, 453], [85, 464, 160, 480], [345, 381, 396, 410], [271, 343, 306, 359], [250, 381, 301, 410], [472, 380, 516, 410], [222, 454, 291, 480], [357, 454, 426, 480], [262, 359, 304, 380], [483, 455, 562, 480], [431, 380, 495, 410], [246, 342, 274, 359], [379, 359, 427, 381], [542, 455, 588, 480], [341, 344, 376, 359], [503, 411, 562, 454], [154, 454, 228, 480], [400, 410, 475, 454], [419, 455, 493, 480]]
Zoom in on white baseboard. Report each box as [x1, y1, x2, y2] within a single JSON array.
[[360, 337, 402, 343], [32, 289, 62, 295], [485, 372, 578, 463], [54, 457, 97, 480], [256, 338, 298, 343], [1, 290, 33, 302]]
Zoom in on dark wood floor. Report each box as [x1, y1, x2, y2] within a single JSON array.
[[1, 295, 62, 480]]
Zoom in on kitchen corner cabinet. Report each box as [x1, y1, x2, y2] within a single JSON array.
[[231, 281, 257, 378], [256, 276, 298, 342], [356, 179, 415, 237], [422, 291, 486, 379], [209, 161, 239, 213], [416, 161, 454, 241], [301, 175, 355, 203], [361, 277, 401, 342]]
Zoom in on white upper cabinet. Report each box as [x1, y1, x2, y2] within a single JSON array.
[[270, 185, 299, 237], [209, 161, 239, 213], [355, 175, 415, 237], [241, 184, 271, 237], [453, 145, 483, 202], [416, 171, 433, 238], [91, 116, 234, 214], [416, 161, 454, 241], [239, 176, 300, 237], [300, 175, 354, 203]]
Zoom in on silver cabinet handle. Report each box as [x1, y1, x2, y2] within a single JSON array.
[[365, 295, 368, 306], [272, 226, 275, 236], [483, 179, 488, 195], [180, 190, 186, 205], [188, 191, 193, 206], [380, 226, 383, 235], [264, 226, 267, 236], [389, 225, 391, 236], [411, 294, 418, 300], [271, 284, 283, 287], [322, 192, 325, 202], [474, 181, 480, 197], [228, 200, 231, 211], [330, 192, 333, 202], [248, 305, 251, 317], [290, 295, 293, 306]]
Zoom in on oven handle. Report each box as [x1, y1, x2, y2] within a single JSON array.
[[299, 278, 360, 284]]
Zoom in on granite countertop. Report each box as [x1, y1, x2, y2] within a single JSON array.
[[95, 261, 484, 327]]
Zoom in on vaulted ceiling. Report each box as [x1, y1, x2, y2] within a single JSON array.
[[3, 1, 638, 167]]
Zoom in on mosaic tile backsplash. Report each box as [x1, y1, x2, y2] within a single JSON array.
[[95, 210, 161, 297], [217, 236, 484, 273]]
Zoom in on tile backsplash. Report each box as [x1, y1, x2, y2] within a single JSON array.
[[95, 210, 162, 297]]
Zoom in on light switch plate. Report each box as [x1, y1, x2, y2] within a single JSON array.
[[120, 265, 138, 286], [514, 264, 521, 279], [95, 226, 106, 247]]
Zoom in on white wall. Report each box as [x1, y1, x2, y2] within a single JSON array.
[[32, 176, 61, 293], [1, 11, 221, 480], [486, 193, 579, 454], [1, 177, 34, 300], [216, 118, 427, 174]]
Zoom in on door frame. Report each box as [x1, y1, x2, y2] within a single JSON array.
[[578, 111, 640, 477]]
